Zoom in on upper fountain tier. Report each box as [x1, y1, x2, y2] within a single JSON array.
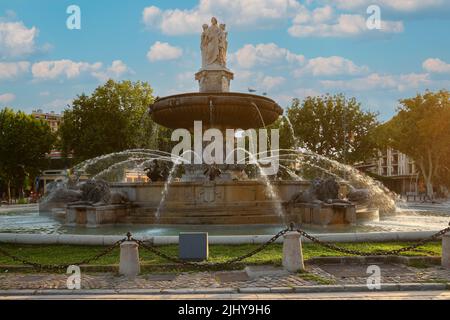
[[149, 17, 283, 130]]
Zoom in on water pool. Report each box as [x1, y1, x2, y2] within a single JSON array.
[[0, 204, 449, 236]]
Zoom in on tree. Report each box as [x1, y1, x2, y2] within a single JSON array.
[[280, 94, 380, 164], [0, 108, 55, 202], [378, 90, 450, 199], [59, 80, 167, 162]]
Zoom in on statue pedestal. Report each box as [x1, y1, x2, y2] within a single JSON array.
[[195, 67, 234, 93]]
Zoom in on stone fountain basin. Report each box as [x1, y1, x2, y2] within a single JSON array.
[[149, 92, 283, 130], [40, 181, 380, 227]]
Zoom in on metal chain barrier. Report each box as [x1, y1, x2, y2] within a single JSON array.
[[0, 238, 127, 270], [0, 221, 449, 270], [297, 223, 450, 256], [132, 227, 290, 269]]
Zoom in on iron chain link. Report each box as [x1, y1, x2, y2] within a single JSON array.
[[132, 227, 290, 269], [297, 224, 450, 256], [0, 222, 449, 270], [0, 238, 126, 271]]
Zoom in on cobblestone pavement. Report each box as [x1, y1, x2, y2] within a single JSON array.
[[0, 263, 449, 290], [316, 263, 450, 285]]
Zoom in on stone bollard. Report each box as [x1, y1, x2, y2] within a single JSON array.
[[119, 241, 140, 277], [282, 231, 305, 272], [442, 234, 450, 268]]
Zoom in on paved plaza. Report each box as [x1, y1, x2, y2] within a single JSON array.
[[1, 263, 449, 291]]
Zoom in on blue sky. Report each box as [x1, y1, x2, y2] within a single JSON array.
[[1, 0, 450, 120]]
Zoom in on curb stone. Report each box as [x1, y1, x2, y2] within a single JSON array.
[[238, 287, 271, 294], [398, 283, 446, 291], [193, 288, 235, 294], [117, 289, 161, 294], [269, 287, 294, 293], [294, 285, 345, 293], [0, 283, 448, 296], [161, 288, 195, 294]]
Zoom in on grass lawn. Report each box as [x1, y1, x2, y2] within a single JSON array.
[[0, 241, 441, 269]]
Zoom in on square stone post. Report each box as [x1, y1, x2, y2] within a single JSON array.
[[119, 241, 140, 277], [282, 231, 305, 272]]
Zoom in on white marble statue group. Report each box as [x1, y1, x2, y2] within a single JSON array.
[[201, 17, 228, 68]]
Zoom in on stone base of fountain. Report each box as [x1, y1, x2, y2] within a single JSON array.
[[65, 204, 130, 228], [48, 180, 379, 227], [286, 203, 357, 226]]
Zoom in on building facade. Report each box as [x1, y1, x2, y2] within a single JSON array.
[[32, 109, 62, 133], [355, 148, 419, 196]]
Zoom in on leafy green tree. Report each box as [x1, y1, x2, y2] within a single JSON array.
[[377, 90, 450, 199], [0, 108, 55, 202], [279, 94, 380, 164], [59, 80, 167, 161]]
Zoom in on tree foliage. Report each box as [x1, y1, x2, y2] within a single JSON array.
[[278, 94, 380, 164], [377, 90, 450, 197], [0, 108, 55, 201], [59, 80, 168, 161]]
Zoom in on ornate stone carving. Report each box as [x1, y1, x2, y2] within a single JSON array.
[[201, 17, 227, 68], [196, 17, 234, 93]]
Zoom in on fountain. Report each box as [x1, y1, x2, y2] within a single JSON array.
[[39, 17, 392, 228]]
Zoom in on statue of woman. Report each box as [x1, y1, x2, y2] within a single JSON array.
[[200, 24, 209, 68], [219, 24, 228, 67], [205, 17, 221, 66]]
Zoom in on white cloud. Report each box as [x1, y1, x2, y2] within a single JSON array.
[[147, 41, 183, 62], [171, 71, 197, 93], [32, 59, 102, 80], [330, 0, 446, 13], [321, 72, 431, 91], [294, 88, 322, 99], [142, 0, 301, 35], [141, 0, 444, 39], [422, 58, 450, 74], [293, 5, 334, 24], [261, 76, 286, 90], [289, 14, 403, 37], [31, 59, 133, 82], [92, 60, 133, 81], [0, 61, 30, 79], [43, 98, 72, 110], [142, 6, 162, 26], [231, 43, 304, 69], [0, 21, 38, 57], [0, 93, 15, 104], [295, 56, 369, 76]]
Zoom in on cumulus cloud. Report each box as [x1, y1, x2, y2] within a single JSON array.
[[32, 59, 102, 80], [321, 72, 431, 92], [231, 43, 304, 69], [0, 20, 38, 57], [142, 0, 301, 35], [289, 13, 403, 38], [330, 0, 446, 13], [92, 60, 133, 81], [43, 98, 73, 110], [295, 56, 369, 76], [31, 59, 132, 81], [422, 58, 450, 74], [141, 0, 445, 38], [147, 41, 183, 62], [0, 61, 30, 79], [261, 76, 286, 90], [0, 93, 15, 104]]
